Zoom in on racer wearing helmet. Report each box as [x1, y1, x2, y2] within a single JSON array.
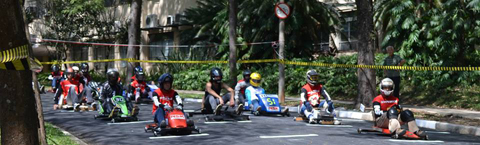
[[245, 72, 266, 115], [129, 71, 152, 103], [50, 64, 64, 92], [151, 73, 186, 125], [75, 63, 94, 108], [130, 66, 144, 82], [203, 67, 236, 115], [100, 69, 128, 115], [53, 67, 79, 110], [373, 78, 426, 138], [299, 70, 339, 124], [233, 70, 252, 114]]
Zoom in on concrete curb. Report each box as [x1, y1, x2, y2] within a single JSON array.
[[49, 123, 88, 145]]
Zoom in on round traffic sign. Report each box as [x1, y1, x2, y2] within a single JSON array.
[[275, 2, 291, 19]]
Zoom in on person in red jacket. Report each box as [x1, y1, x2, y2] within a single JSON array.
[[129, 71, 152, 103], [53, 67, 80, 110], [373, 78, 426, 138], [151, 73, 185, 125], [299, 70, 339, 124]]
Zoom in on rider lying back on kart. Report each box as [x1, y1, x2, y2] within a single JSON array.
[[299, 70, 340, 124], [373, 78, 426, 138], [151, 73, 186, 126], [128, 71, 152, 103], [245, 72, 265, 115], [202, 67, 240, 115]]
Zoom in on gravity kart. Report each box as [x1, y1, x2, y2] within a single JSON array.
[[94, 95, 139, 123], [144, 108, 201, 136]]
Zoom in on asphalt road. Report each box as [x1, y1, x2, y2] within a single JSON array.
[[41, 93, 480, 145]]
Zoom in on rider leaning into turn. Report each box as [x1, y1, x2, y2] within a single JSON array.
[[373, 78, 426, 138], [234, 70, 252, 114], [128, 71, 152, 103], [151, 73, 186, 125], [53, 67, 79, 110], [100, 69, 126, 115], [203, 67, 238, 115], [299, 70, 340, 124]]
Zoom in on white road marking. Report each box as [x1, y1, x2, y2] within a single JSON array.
[[184, 110, 196, 113], [339, 118, 367, 122], [203, 120, 252, 124], [425, 131, 450, 134], [149, 133, 209, 139], [305, 124, 353, 127], [259, 134, 318, 139], [388, 139, 444, 143], [107, 120, 153, 125]]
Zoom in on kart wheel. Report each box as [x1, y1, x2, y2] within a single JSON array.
[[204, 116, 209, 121], [144, 127, 148, 133], [286, 113, 291, 117], [94, 115, 97, 119], [111, 119, 116, 123], [188, 113, 193, 117], [357, 128, 362, 134], [246, 115, 250, 120], [392, 134, 399, 139], [153, 131, 158, 137], [197, 128, 202, 134], [424, 135, 429, 140]]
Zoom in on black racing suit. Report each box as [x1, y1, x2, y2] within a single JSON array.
[[101, 82, 127, 115]]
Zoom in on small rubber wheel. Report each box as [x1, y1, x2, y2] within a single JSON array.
[[246, 115, 250, 120], [144, 127, 148, 133], [198, 128, 202, 134], [357, 128, 362, 134], [94, 115, 97, 119], [153, 131, 158, 137], [424, 135, 429, 140], [392, 134, 399, 139], [111, 119, 116, 123]]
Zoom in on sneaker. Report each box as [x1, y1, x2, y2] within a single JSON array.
[[309, 117, 316, 124], [414, 130, 427, 138], [214, 104, 223, 115], [282, 107, 289, 114], [333, 117, 341, 125], [235, 104, 244, 115]]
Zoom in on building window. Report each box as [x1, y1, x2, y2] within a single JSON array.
[[340, 17, 357, 42], [149, 39, 173, 60]]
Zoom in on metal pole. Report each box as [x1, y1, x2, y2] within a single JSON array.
[[278, 0, 285, 104]]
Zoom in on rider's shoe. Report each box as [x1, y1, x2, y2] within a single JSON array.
[[235, 104, 244, 115], [214, 104, 223, 115]]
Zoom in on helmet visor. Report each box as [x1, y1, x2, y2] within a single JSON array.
[[252, 79, 261, 84], [309, 75, 319, 82]]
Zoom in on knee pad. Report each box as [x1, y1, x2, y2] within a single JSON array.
[[387, 106, 399, 119], [400, 110, 415, 122]]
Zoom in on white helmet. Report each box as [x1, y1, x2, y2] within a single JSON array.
[[379, 78, 394, 96]]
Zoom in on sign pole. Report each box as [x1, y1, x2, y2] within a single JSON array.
[[278, 0, 286, 104]]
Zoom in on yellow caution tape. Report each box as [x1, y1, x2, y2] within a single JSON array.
[[39, 58, 480, 71], [0, 45, 29, 63]]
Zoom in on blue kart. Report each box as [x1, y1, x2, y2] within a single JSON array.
[[245, 94, 290, 117]]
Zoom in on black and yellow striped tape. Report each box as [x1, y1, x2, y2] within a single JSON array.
[[40, 59, 480, 71], [0, 45, 29, 63]]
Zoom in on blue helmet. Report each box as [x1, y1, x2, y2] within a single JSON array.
[[134, 66, 143, 74], [158, 73, 173, 90]]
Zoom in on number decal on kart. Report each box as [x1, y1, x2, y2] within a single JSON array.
[[267, 98, 276, 106], [115, 97, 124, 102]]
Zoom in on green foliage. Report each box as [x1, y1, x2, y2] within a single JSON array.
[[182, 0, 341, 60]]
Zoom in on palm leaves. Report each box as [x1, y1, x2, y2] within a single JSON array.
[[182, 0, 341, 60]]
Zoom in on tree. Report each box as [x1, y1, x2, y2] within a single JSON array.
[[355, 0, 376, 108], [182, 0, 341, 60], [125, 0, 142, 87], [228, 0, 238, 86], [0, 0, 40, 144]]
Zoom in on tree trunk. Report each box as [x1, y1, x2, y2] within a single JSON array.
[[278, 0, 286, 104], [0, 0, 40, 144], [126, 0, 142, 86], [228, 0, 238, 86], [355, 0, 376, 108]]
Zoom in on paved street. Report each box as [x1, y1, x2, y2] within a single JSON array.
[[41, 94, 480, 145]]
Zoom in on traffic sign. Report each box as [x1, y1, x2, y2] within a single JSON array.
[[275, 2, 291, 19]]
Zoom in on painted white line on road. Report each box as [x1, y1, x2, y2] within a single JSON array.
[[425, 131, 450, 134], [149, 133, 209, 139], [60, 110, 75, 113], [184, 98, 203, 103], [305, 124, 353, 127], [204, 120, 252, 124], [259, 134, 318, 139], [107, 120, 153, 125], [339, 118, 367, 122], [184, 110, 196, 113], [388, 139, 444, 143]]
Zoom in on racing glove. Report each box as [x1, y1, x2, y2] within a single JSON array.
[[163, 103, 172, 111], [374, 105, 383, 116], [175, 104, 183, 110], [304, 101, 313, 112]]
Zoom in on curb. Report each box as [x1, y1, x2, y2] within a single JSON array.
[[50, 124, 88, 145]]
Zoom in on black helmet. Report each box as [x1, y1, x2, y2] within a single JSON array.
[[136, 71, 145, 82], [80, 63, 89, 73], [306, 69, 320, 85], [52, 65, 60, 72], [210, 67, 222, 83], [158, 73, 173, 90], [134, 66, 143, 74], [243, 69, 252, 81], [107, 69, 119, 85]]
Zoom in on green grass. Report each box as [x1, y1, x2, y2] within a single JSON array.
[[402, 85, 480, 111], [178, 93, 203, 99], [0, 122, 78, 145]]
